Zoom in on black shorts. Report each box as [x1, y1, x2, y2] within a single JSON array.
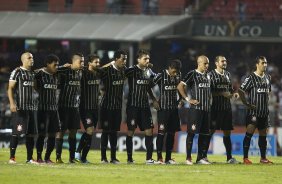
[[80, 108, 98, 129], [11, 110, 37, 135], [99, 108, 121, 131], [126, 106, 153, 131], [157, 109, 180, 133], [210, 110, 233, 130], [37, 110, 60, 134], [246, 115, 270, 130], [58, 107, 81, 131], [187, 108, 210, 134]]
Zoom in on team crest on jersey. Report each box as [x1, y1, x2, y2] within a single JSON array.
[[17, 124, 23, 132], [131, 119, 135, 126], [159, 124, 165, 130], [251, 116, 257, 122], [86, 118, 92, 125], [191, 124, 196, 131]]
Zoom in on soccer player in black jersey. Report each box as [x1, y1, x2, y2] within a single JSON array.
[[177, 55, 211, 165], [239, 56, 273, 164], [152, 59, 182, 164], [207, 56, 239, 164], [99, 50, 127, 164], [35, 54, 60, 164], [8, 52, 38, 164], [55, 53, 83, 163], [74, 54, 101, 163], [125, 49, 159, 164]]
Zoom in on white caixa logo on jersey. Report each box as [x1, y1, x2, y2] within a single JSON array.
[[192, 124, 196, 131], [159, 124, 165, 130]]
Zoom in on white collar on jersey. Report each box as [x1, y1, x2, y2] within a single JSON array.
[[20, 66, 30, 71], [254, 71, 265, 78], [195, 69, 205, 75], [42, 68, 53, 75], [215, 69, 225, 75]]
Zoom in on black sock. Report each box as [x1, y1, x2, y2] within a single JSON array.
[[197, 134, 204, 161], [258, 135, 267, 159], [186, 133, 194, 160], [156, 133, 164, 160], [145, 135, 153, 160], [223, 135, 232, 160], [26, 136, 34, 161], [126, 136, 133, 160], [205, 133, 213, 158], [76, 133, 88, 153], [101, 132, 108, 160], [68, 137, 76, 160], [55, 138, 63, 159], [165, 132, 175, 162], [36, 135, 45, 160], [10, 135, 18, 159], [109, 132, 118, 160], [81, 134, 92, 161], [202, 134, 210, 159], [243, 133, 253, 159], [45, 137, 55, 161]]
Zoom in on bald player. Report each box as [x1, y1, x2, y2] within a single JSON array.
[[8, 52, 38, 164], [177, 55, 212, 165]]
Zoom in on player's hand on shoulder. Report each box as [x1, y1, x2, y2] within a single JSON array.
[[63, 63, 71, 67]]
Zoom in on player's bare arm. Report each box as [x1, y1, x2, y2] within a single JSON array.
[[7, 80, 17, 112], [238, 88, 256, 109]]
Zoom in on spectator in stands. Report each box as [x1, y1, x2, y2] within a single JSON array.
[[149, 0, 158, 15], [142, 0, 149, 14], [236, 1, 247, 21]]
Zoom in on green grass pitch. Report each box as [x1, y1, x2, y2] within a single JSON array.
[[0, 146, 281, 184]]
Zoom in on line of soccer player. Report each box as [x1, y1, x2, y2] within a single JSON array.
[[7, 51, 273, 165]]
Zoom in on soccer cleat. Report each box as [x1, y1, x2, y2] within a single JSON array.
[[127, 158, 135, 164], [101, 159, 109, 164], [155, 158, 165, 164], [56, 158, 64, 164], [196, 158, 211, 165], [145, 159, 157, 164], [185, 159, 193, 165], [81, 160, 91, 164], [37, 159, 45, 164], [165, 159, 177, 165], [227, 158, 240, 164], [260, 158, 273, 164], [26, 159, 39, 164], [69, 159, 80, 164], [45, 159, 55, 164], [110, 158, 120, 164], [75, 152, 81, 161], [243, 158, 252, 164], [8, 158, 16, 164]]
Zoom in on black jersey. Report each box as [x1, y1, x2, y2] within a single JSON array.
[[125, 65, 154, 108], [57, 67, 82, 108], [9, 67, 37, 110], [35, 69, 58, 111], [99, 65, 126, 110], [209, 69, 233, 111], [182, 70, 211, 111], [153, 70, 181, 110], [240, 72, 271, 117], [80, 68, 100, 110]]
